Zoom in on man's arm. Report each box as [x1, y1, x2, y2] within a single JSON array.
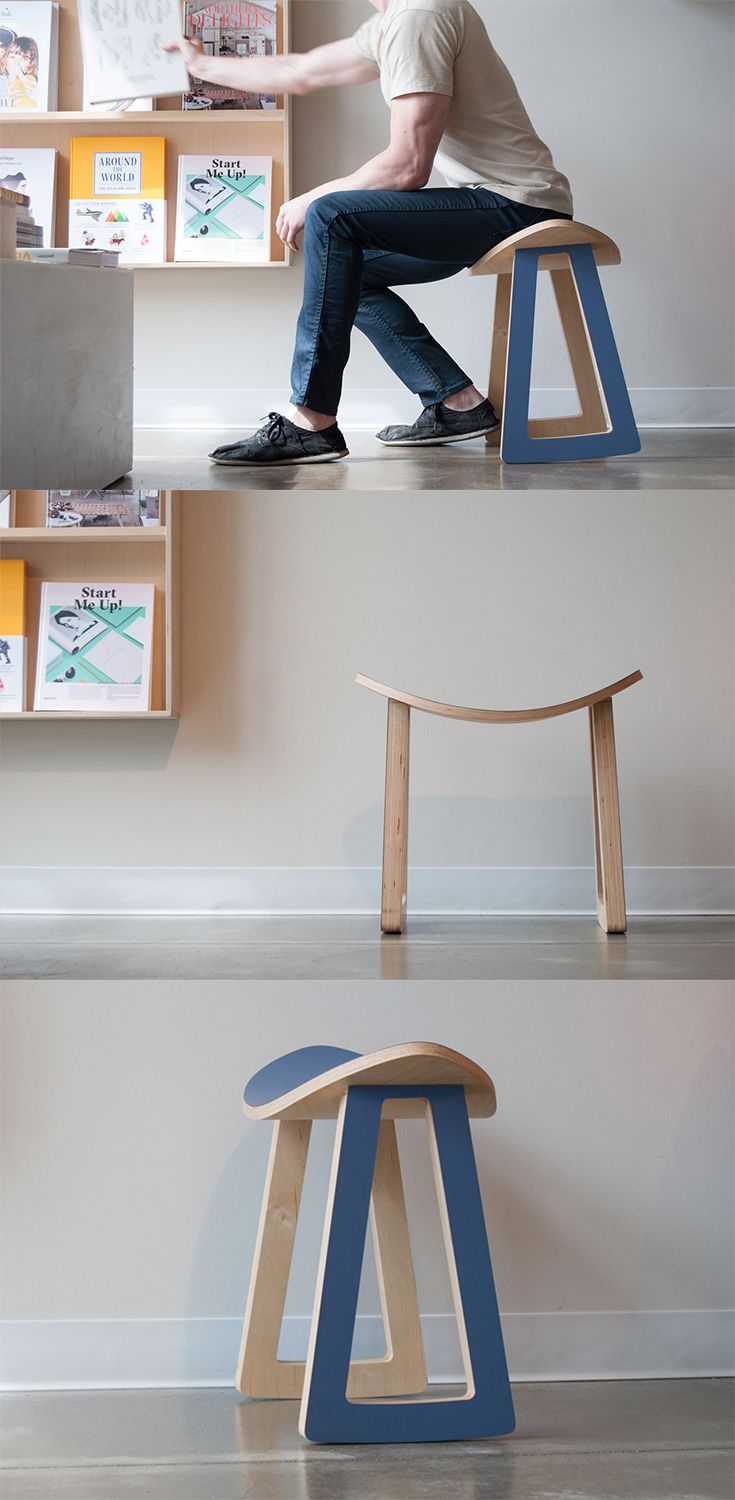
[[276, 92, 451, 250], [163, 36, 378, 95]]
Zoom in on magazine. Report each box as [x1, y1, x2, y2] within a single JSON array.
[[68, 136, 166, 264], [0, 2, 59, 111], [0, 148, 56, 245], [34, 581, 155, 711], [47, 491, 161, 527], [175, 153, 270, 262], [183, 2, 277, 111], [76, 0, 187, 104]]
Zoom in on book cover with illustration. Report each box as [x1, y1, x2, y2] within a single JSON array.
[[0, 2, 58, 111], [0, 557, 26, 712], [47, 491, 161, 527], [183, 2, 277, 111], [0, 147, 56, 244], [77, 0, 187, 104], [175, 153, 270, 262], [69, 136, 166, 263], [35, 581, 155, 711]]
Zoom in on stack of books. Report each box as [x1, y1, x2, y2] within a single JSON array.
[[0, 184, 41, 250]]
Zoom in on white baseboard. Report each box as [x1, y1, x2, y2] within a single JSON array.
[[1, 1310, 731, 1390], [133, 386, 735, 432], [2, 865, 733, 916]]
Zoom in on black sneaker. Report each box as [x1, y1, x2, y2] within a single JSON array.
[[376, 399, 500, 447], [209, 411, 349, 466]]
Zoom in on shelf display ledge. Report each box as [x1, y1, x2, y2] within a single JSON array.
[[4, 528, 168, 541], [11, 110, 286, 124], [0, 710, 179, 721]]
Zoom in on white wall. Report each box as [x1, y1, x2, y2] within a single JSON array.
[[134, 0, 735, 429], [2, 493, 733, 916], [1, 979, 732, 1387]]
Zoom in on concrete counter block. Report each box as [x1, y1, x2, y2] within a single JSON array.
[[0, 261, 133, 489]]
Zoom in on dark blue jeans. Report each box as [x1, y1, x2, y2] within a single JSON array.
[[289, 187, 570, 415]]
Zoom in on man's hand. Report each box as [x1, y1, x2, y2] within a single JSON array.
[[276, 193, 313, 252], [162, 36, 207, 76]]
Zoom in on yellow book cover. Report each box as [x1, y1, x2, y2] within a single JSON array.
[[69, 137, 167, 263], [0, 558, 26, 634], [0, 558, 26, 711]]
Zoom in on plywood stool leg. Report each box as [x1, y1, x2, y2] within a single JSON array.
[[300, 1085, 515, 1444], [381, 699, 410, 934], [589, 697, 627, 933], [486, 272, 511, 449], [236, 1118, 312, 1398], [237, 1117, 425, 1401], [500, 244, 640, 462], [347, 1119, 427, 1399], [424, 1087, 515, 1434], [525, 266, 608, 439]]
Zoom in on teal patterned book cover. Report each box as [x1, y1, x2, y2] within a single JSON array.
[[175, 154, 271, 262], [34, 582, 154, 712]]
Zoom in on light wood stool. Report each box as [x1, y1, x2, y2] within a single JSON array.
[[469, 220, 640, 463], [357, 669, 643, 936], [237, 1042, 514, 1444]]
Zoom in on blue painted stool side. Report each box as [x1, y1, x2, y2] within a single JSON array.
[[502, 243, 641, 463], [300, 1084, 515, 1444]]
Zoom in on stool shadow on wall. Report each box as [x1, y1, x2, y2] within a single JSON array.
[[343, 795, 598, 909]]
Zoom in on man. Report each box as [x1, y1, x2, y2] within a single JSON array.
[[166, 0, 572, 466]]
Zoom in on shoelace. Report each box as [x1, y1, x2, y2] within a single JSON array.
[[258, 412, 290, 445]]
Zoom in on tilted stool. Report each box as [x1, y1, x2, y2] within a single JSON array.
[[357, 669, 643, 936], [237, 1043, 514, 1444], [469, 221, 641, 463]]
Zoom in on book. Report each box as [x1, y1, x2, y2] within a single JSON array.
[[183, 2, 277, 111], [0, 490, 11, 526], [0, 148, 56, 245], [77, 0, 187, 104], [0, 2, 58, 111], [69, 136, 166, 264], [34, 580, 155, 712], [46, 491, 161, 526], [0, 557, 26, 712], [17, 245, 120, 265], [174, 154, 270, 263]]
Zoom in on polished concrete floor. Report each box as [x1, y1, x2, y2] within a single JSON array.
[[1, 1381, 732, 1499], [2, 914, 732, 980], [127, 427, 734, 491]]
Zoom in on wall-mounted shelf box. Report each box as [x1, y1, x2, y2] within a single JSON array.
[[0, 0, 292, 269], [0, 491, 180, 720]]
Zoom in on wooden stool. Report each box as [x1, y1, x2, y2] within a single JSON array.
[[469, 221, 641, 463], [236, 1042, 514, 1444], [357, 669, 643, 936]]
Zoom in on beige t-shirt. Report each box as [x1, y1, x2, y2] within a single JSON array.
[[352, 0, 573, 215]]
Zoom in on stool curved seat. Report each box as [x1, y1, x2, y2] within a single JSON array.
[[470, 219, 622, 277], [244, 1042, 497, 1121], [356, 669, 642, 724]]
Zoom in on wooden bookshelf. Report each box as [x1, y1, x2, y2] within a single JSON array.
[[0, 0, 292, 268], [0, 491, 180, 719]]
